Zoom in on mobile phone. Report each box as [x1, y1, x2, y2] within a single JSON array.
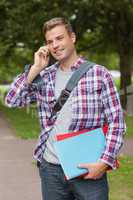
[[43, 43, 56, 66], [48, 52, 56, 66]]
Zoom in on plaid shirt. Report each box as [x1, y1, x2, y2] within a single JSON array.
[[5, 57, 126, 169]]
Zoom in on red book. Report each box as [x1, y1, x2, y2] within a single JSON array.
[[56, 124, 108, 140]]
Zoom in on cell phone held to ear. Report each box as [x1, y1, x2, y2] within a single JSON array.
[[30, 52, 56, 86], [48, 53, 56, 65]]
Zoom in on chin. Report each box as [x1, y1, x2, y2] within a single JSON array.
[[55, 56, 65, 62]]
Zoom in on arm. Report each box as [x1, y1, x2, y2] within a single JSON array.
[[5, 46, 50, 108], [79, 67, 126, 179], [100, 69, 126, 168], [5, 69, 37, 108]]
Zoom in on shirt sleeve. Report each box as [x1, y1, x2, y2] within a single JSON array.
[[100, 68, 126, 169], [5, 65, 37, 108]]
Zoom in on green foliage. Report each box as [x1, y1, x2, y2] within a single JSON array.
[[0, 0, 133, 89], [86, 53, 119, 70], [0, 0, 78, 82], [0, 47, 33, 83]]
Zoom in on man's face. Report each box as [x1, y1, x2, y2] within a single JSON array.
[[45, 25, 76, 62]]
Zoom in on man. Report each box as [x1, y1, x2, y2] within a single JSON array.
[[5, 17, 126, 200]]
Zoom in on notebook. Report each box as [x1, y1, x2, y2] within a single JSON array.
[[54, 128, 106, 180]]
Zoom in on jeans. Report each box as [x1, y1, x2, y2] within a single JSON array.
[[39, 158, 109, 200]]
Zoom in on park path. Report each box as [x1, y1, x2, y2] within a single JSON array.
[[0, 111, 41, 200], [0, 111, 133, 200]]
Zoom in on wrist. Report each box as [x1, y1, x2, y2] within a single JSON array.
[[30, 64, 42, 73], [27, 65, 41, 84], [99, 162, 109, 170]]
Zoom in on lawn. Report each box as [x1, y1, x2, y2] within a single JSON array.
[[0, 91, 133, 199], [0, 101, 132, 139], [125, 115, 133, 138], [108, 156, 133, 200], [0, 104, 133, 200], [0, 102, 40, 139], [0, 82, 132, 139]]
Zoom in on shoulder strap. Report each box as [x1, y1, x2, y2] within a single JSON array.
[[66, 61, 95, 91], [51, 61, 95, 116]]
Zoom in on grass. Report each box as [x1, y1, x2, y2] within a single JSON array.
[[125, 115, 133, 138], [0, 85, 40, 139], [0, 85, 9, 102], [113, 78, 133, 138], [0, 101, 133, 139], [0, 102, 40, 139], [0, 87, 133, 199], [108, 156, 133, 200], [1, 103, 133, 199], [0, 83, 133, 139], [0, 85, 9, 92], [1, 101, 132, 139]]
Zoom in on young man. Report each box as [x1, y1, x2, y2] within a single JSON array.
[[5, 17, 126, 200]]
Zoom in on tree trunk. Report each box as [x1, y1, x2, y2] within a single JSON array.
[[119, 52, 132, 109]]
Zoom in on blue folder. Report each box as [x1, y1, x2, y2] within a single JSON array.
[[54, 128, 106, 180]]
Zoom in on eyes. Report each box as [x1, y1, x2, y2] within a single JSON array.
[[46, 35, 64, 45]]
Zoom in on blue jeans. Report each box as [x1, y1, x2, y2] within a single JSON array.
[[39, 158, 109, 200]]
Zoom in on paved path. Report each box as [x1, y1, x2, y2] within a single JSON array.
[[119, 138, 133, 157], [0, 111, 133, 200], [0, 112, 41, 200]]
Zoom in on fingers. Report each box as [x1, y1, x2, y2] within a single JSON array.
[[36, 46, 49, 58], [78, 163, 96, 175], [78, 163, 93, 169], [83, 172, 103, 180], [33, 46, 50, 69], [78, 163, 105, 180], [39, 46, 49, 54]]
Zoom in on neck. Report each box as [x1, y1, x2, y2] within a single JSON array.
[[59, 51, 79, 71]]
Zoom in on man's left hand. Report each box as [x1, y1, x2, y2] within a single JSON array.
[[78, 162, 108, 180]]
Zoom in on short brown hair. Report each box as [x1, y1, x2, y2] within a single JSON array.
[[43, 17, 73, 35]]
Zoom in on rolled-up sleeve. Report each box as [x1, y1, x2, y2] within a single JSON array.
[[100, 68, 126, 169]]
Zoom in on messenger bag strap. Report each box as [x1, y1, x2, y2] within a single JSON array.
[[51, 61, 95, 116]]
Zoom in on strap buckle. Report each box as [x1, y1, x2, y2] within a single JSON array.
[[52, 89, 70, 115], [60, 89, 70, 99]]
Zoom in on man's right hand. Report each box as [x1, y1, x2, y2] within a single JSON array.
[[27, 46, 50, 84], [33, 46, 50, 71]]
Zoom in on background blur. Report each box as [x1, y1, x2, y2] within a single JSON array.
[[0, 1, 133, 200]]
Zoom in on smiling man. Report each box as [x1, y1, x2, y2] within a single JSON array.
[[5, 17, 126, 200]]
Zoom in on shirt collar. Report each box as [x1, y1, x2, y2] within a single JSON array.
[[55, 56, 86, 72], [71, 56, 86, 71]]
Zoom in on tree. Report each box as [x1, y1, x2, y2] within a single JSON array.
[[0, 0, 133, 109], [71, 0, 133, 108], [94, 0, 133, 108], [0, 0, 77, 80]]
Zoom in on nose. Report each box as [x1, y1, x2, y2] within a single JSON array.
[[52, 40, 59, 49]]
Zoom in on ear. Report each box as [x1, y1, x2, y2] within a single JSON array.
[[71, 32, 76, 44]]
